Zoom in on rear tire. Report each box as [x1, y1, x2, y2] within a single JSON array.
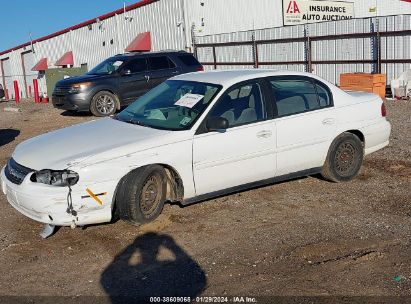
[[116, 165, 167, 225], [90, 91, 118, 117], [321, 132, 364, 182]]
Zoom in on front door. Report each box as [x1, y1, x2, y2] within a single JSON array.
[[193, 80, 276, 196]]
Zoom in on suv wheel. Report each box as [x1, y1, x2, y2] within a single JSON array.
[[90, 91, 118, 117]]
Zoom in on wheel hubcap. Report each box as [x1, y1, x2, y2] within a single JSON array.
[[140, 175, 161, 216], [334, 142, 356, 176], [96, 95, 115, 115]]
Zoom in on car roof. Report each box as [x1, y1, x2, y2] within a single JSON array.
[[114, 50, 187, 59], [171, 69, 326, 88]]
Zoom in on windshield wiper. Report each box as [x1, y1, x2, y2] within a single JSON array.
[[120, 115, 151, 128], [129, 120, 149, 127]]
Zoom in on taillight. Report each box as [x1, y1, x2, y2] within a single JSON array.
[[381, 102, 387, 117], [196, 66, 204, 71]]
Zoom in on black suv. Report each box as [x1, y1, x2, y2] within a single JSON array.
[[52, 51, 203, 116]]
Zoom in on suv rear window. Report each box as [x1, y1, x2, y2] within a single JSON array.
[[177, 54, 201, 66], [148, 56, 175, 70]]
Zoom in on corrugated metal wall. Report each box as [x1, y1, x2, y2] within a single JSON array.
[[1, 0, 411, 99], [186, 0, 284, 36], [0, 0, 186, 99], [1, 58, 13, 99], [188, 0, 411, 36], [196, 14, 411, 85], [21, 51, 37, 98]]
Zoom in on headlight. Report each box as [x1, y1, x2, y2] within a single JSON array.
[[68, 82, 92, 94], [30, 170, 79, 187]]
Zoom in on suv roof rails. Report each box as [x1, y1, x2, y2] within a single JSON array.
[[118, 50, 186, 56]]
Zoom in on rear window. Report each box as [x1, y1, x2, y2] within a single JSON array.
[[270, 79, 319, 116], [177, 54, 201, 66], [148, 56, 175, 70]]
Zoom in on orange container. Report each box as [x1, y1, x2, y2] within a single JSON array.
[[340, 73, 386, 99]]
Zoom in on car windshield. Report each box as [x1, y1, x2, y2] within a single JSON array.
[[88, 58, 124, 75], [116, 80, 222, 130]]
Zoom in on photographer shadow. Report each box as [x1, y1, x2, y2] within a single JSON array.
[[0, 129, 20, 147], [101, 232, 207, 303]]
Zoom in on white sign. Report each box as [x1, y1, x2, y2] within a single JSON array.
[[283, 0, 354, 26], [113, 61, 123, 67], [174, 93, 204, 108]]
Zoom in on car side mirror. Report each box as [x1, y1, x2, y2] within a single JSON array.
[[206, 117, 229, 132]]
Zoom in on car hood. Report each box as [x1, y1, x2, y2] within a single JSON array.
[[12, 118, 172, 170], [56, 74, 110, 86]]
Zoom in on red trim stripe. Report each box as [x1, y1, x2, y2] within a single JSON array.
[[0, 0, 158, 56]]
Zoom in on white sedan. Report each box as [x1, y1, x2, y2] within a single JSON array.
[[1, 70, 391, 232]]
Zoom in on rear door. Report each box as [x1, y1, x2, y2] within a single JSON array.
[[268, 76, 336, 176], [193, 80, 276, 196], [118, 58, 149, 103], [147, 56, 179, 88]]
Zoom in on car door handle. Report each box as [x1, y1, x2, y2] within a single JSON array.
[[256, 130, 272, 138], [322, 118, 335, 125], [172, 71, 179, 74], [144, 75, 150, 82]]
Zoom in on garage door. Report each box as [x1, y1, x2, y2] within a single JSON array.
[[1, 58, 12, 99], [22, 51, 37, 98]]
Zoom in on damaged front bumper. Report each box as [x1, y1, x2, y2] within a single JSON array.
[[1, 167, 113, 227]]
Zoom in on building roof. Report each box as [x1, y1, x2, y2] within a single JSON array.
[[0, 0, 158, 56]]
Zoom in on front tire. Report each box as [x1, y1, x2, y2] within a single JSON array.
[[90, 91, 118, 117], [116, 165, 167, 225], [321, 132, 364, 182]]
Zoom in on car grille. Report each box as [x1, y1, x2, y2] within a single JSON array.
[[53, 85, 71, 96], [4, 158, 33, 185]]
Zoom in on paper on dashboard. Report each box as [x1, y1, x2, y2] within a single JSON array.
[[174, 93, 204, 108]]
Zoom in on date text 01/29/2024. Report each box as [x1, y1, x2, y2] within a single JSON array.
[[149, 296, 257, 303]]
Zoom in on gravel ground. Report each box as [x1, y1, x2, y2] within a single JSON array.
[[0, 98, 410, 302]]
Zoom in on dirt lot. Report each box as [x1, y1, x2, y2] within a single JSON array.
[[0, 99, 410, 303]]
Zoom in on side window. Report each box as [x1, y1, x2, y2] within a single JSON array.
[[168, 57, 176, 69], [177, 54, 201, 67], [127, 58, 147, 73], [270, 79, 319, 117], [148, 56, 175, 70], [316, 83, 332, 107], [208, 82, 266, 127]]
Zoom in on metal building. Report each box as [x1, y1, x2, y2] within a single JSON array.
[[0, 0, 410, 99]]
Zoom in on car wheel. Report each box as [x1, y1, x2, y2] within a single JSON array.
[[90, 91, 118, 117], [116, 165, 167, 225], [321, 132, 364, 182]]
